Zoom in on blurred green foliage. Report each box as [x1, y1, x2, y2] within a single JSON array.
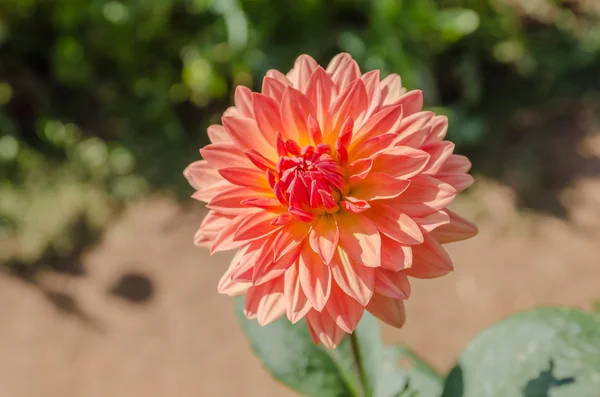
[[1, 0, 600, 262]]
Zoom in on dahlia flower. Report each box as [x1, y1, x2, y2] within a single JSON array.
[[185, 53, 477, 349]]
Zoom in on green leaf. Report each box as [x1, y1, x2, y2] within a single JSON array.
[[237, 301, 443, 397], [442, 307, 600, 397], [352, 313, 442, 397], [235, 297, 359, 397]]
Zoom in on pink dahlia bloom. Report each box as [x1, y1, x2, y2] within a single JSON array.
[[185, 53, 477, 349]]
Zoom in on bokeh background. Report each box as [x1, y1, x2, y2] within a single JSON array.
[[1, 0, 600, 396]]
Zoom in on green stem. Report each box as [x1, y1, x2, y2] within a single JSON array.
[[349, 332, 369, 397]]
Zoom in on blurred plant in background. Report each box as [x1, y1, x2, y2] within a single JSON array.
[[1, 0, 600, 263]]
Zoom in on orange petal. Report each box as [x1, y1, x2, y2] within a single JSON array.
[[371, 146, 430, 179], [421, 141, 455, 175], [218, 167, 269, 189], [386, 89, 422, 117], [336, 212, 381, 268], [284, 261, 312, 323], [441, 154, 472, 173], [252, 93, 282, 145], [218, 246, 252, 296], [253, 240, 301, 286], [380, 73, 405, 106], [262, 75, 287, 102], [423, 115, 448, 143], [207, 185, 272, 215], [287, 54, 319, 92], [183, 160, 222, 190], [414, 210, 450, 233], [394, 111, 434, 147], [325, 79, 368, 144], [233, 211, 281, 242], [234, 85, 254, 117], [211, 213, 254, 253], [309, 215, 339, 265], [366, 293, 406, 328], [207, 124, 230, 143], [347, 158, 373, 183], [374, 269, 411, 299], [436, 173, 474, 193], [201, 143, 254, 169], [244, 276, 286, 326], [272, 221, 310, 260], [404, 233, 453, 279], [305, 67, 337, 128], [326, 52, 361, 90], [351, 133, 397, 160], [350, 172, 411, 202], [299, 248, 332, 311], [325, 282, 365, 333], [194, 210, 233, 247], [380, 235, 412, 271], [305, 309, 346, 349], [280, 86, 315, 144], [351, 104, 403, 151], [330, 248, 374, 306], [391, 175, 457, 217], [430, 209, 478, 244], [368, 203, 423, 245], [359, 70, 382, 125], [222, 115, 277, 159]]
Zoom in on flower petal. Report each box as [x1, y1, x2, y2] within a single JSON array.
[[374, 269, 411, 299], [305, 67, 337, 128], [414, 210, 450, 233], [262, 75, 287, 102], [284, 261, 312, 323], [184, 160, 222, 190], [371, 146, 431, 179], [350, 172, 411, 202], [222, 115, 277, 158], [233, 211, 281, 242], [326, 52, 361, 90], [330, 248, 374, 306], [210, 213, 255, 253], [430, 209, 478, 244], [280, 86, 315, 144], [244, 276, 286, 326], [218, 246, 252, 296], [252, 92, 282, 145], [441, 154, 472, 173], [299, 247, 332, 311], [380, 73, 406, 106], [218, 167, 270, 189], [325, 79, 368, 144], [201, 143, 254, 169], [421, 141, 455, 175], [404, 233, 453, 279], [234, 85, 254, 117], [207, 124, 230, 143], [380, 235, 412, 271], [305, 309, 346, 349], [287, 54, 319, 92], [366, 293, 406, 328], [390, 175, 457, 217], [386, 89, 422, 117], [325, 282, 364, 333], [309, 215, 339, 265], [368, 203, 424, 245], [336, 212, 381, 268]]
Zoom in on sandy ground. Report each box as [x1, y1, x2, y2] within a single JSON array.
[[2, 102, 600, 397]]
